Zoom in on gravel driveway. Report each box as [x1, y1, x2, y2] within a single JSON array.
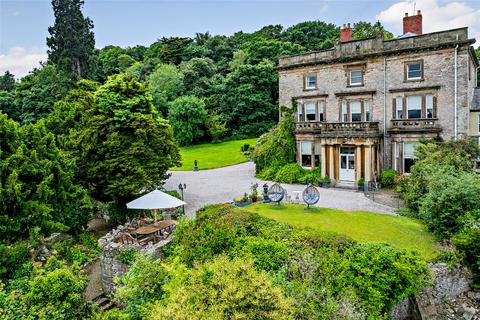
[[164, 162, 395, 217]]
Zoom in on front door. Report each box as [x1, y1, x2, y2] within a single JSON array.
[[339, 146, 355, 181]]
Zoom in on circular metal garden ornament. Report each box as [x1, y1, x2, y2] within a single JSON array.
[[303, 183, 320, 209], [267, 183, 285, 204]]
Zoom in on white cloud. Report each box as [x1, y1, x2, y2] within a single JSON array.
[[0, 47, 48, 79], [319, 4, 329, 13], [377, 0, 480, 46]]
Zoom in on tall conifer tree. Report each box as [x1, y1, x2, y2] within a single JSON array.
[[47, 0, 95, 79]]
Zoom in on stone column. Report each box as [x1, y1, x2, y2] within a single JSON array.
[[355, 145, 362, 182], [365, 144, 372, 183], [321, 143, 327, 177], [329, 145, 334, 179]]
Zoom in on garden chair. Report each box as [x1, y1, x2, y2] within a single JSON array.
[[303, 183, 320, 209], [267, 183, 285, 205]]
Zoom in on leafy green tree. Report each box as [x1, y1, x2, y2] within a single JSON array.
[[218, 60, 278, 137], [179, 57, 217, 97], [14, 64, 72, 123], [75, 74, 180, 208], [0, 90, 18, 121], [47, 0, 95, 79], [0, 71, 15, 91], [149, 256, 294, 320], [0, 112, 91, 241], [90, 46, 130, 82], [282, 21, 339, 51], [243, 39, 304, 65], [352, 21, 394, 40], [168, 96, 208, 146], [252, 24, 284, 40], [147, 64, 184, 116]]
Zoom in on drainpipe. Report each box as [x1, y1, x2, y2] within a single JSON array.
[[454, 42, 459, 140], [383, 57, 387, 169]]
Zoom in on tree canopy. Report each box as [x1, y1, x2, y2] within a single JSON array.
[[47, 0, 95, 79]]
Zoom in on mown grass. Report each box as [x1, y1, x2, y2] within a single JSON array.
[[171, 138, 257, 171], [245, 203, 437, 259]]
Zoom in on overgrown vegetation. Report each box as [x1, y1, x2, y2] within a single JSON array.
[[97, 204, 430, 319], [396, 138, 480, 281]]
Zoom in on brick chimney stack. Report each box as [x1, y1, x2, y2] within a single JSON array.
[[340, 23, 352, 42], [403, 10, 422, 35]]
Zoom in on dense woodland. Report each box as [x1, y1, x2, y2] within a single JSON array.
[[1, 0, 479, 319]]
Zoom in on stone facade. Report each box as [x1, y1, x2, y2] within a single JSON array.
[[278, 22, 478, 185]]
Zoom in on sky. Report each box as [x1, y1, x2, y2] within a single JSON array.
[[1, 0, 480, 78]]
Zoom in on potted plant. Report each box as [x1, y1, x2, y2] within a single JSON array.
[[357, 178, 365, 192], [250, 183, 259, 203], [319, 176, 331, 188], [233, 193, 252, 207]]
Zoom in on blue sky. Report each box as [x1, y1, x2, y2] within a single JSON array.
[[1, 0, 480, 77]]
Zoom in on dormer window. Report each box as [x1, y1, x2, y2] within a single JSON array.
[[405, 61, 423, 81], [305, 75, 317, 90], [349, 70, 363, 86]]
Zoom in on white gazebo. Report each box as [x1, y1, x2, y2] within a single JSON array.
[[126, 189, 186, 223]]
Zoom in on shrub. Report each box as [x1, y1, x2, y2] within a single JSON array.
[[26, 262, 89, 319], [258, 165, 281, 180], [453, 210, 480, 281], [0, 241, 29, 280], [149, 256, 294, 320], [379, 169, 397, 188], [299, 168, 321, 185], [115, 256, 170, 320], [116, 248, 139, 265], [274, 163, 306, 184], [421, 171, 480, 238], [231, 236, 289, 271]]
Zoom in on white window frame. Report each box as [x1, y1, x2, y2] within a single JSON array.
[[300, 141, 313, 168], [426, 94, 433, 119], [396, 96, 403, 119], [349, 70, 363, 86], [364, 100, 370, 121], [350, 100, 362, 122], [305, 75, 317, 90], [406, 62, 422, 80], [478, 114, 480, 133], [403, 142, 418, 174], [305, 102, 316, 121], [406, 95, 422, 119]]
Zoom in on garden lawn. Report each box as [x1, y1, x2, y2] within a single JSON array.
[[245, 203, 437, 260], [171, 138, 257, 171]]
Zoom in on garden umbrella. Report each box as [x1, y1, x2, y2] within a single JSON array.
[[126, 189, 186, 223]]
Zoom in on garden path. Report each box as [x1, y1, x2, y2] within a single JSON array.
[[164, 162, 396, 217]]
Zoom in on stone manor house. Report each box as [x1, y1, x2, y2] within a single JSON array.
[[278, 11, 479, 186]]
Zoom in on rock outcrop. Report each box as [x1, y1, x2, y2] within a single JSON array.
[[392, 263, 479, 320]]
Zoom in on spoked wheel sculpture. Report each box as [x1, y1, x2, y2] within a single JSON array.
[[303, 183, 320, 209], [267, 183, 285, 205]]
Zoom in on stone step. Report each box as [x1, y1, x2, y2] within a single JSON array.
[[335, 181, 356, 189]]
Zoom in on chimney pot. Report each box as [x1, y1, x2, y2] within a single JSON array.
[[405, 12, 409, 17], [417, 10, 421, 15]]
